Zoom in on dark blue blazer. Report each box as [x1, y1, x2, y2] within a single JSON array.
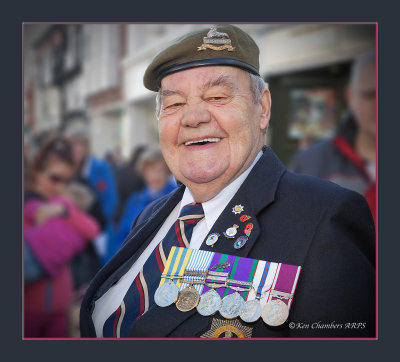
[[80, 147, 375, 338]]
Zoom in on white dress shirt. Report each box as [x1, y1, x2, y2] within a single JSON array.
[[92, 151, 263, 337]]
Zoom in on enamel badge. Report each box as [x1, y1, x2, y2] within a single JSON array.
[[233, 235, 248, 249], [240, 215, 251, 222], [232, 205, 244, 214], [206, 233, 220, 247], [224, 224, 239, 238], [244, 223, 253, 237]]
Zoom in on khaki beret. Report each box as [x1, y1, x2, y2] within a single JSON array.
[[143, 24, 260, 91]]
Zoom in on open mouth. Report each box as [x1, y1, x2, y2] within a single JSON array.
[[184, 138, 221, 146]]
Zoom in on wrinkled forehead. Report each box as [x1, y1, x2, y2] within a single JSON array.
[[159, 66, 250, 95]]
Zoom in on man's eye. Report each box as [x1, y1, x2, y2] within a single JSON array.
[[165, 103, 184, 109], [206, 96, 229, 103]]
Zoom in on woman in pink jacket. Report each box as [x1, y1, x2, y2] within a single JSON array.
[[24, 137, 100, 338]]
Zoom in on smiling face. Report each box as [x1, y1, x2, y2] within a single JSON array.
[[158, 66, 270, 201]]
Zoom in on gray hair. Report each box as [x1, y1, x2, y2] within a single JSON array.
[[155, 70, 267, 119]]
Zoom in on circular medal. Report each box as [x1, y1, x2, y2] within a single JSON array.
[[154, 280, 179, 307], [220, 292, 245, 319], [240, 299, 262, 323], [206, 233, 220, 247], [234, 235, 248, 249], [261, 299, 289, 326], [197, 289, 222, 316], [176, 285, 200, 312], [223, 224, 239, 239]]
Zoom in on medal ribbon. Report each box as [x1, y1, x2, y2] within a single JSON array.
[[223, 256, 255, 298], [270, 264, 301, 309], [201, 252, 231, 296], [179, 248, 215, 293], [256, 261, 270, 299], [242, 259, 258, 301]]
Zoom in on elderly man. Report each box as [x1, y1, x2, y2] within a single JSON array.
[[80, 25, 375, 338]]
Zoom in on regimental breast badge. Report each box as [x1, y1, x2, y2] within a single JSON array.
[[197, 25, 236, 52], [200, 317, 253, 338]]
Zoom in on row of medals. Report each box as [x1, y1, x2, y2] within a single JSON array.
[[154, 267, 290, 327]]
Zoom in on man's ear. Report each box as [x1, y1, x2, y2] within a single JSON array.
[[260, 89, 271, 130]]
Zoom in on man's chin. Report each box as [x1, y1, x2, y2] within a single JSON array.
[[181, 168, 227, 185]]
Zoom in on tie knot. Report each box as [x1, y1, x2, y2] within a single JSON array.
[[179, 202, 204, 220]]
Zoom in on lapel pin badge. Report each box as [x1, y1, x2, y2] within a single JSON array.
[[206, 233, 220, 247], [244, 223, 253, 237], [224, 224, 239, 238], [234, 235, 248, 249], [232, 205, 244, 214], [240, 215, 251, 222]]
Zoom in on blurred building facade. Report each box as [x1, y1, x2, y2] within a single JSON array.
[[24, 23, 376, 164]]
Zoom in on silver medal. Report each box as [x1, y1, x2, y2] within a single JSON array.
[[220, 292, 245, 319], [154, 280, 179, 307], [261, 299, 289, 326], [240, 299, 262, 323], [197, 289, 222, 316]]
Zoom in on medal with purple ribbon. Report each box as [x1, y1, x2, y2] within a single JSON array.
[[261, 263, 301, 326]]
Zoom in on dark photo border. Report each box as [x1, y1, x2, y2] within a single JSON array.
[[6, 0, 396, 361]]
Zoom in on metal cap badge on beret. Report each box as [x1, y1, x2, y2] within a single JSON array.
[[143, 24, 260, 91]]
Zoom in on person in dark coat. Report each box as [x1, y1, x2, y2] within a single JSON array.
[[289, 52, 376, 225], [80, 25, 375, 339]]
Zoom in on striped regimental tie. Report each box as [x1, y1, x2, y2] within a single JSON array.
[[103, 202, 204, 338]]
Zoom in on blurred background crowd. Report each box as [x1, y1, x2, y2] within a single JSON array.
[[23, 23, 377, 338]]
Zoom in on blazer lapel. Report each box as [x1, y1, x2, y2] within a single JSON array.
[[199, 146, 286, 258]]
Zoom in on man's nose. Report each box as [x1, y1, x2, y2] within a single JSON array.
[[181, 99, 211, 127]]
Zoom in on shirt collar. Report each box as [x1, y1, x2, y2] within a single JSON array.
[[180, 150, 263, 230]]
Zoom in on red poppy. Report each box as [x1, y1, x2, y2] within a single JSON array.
[[244, 223, 253, 234]]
